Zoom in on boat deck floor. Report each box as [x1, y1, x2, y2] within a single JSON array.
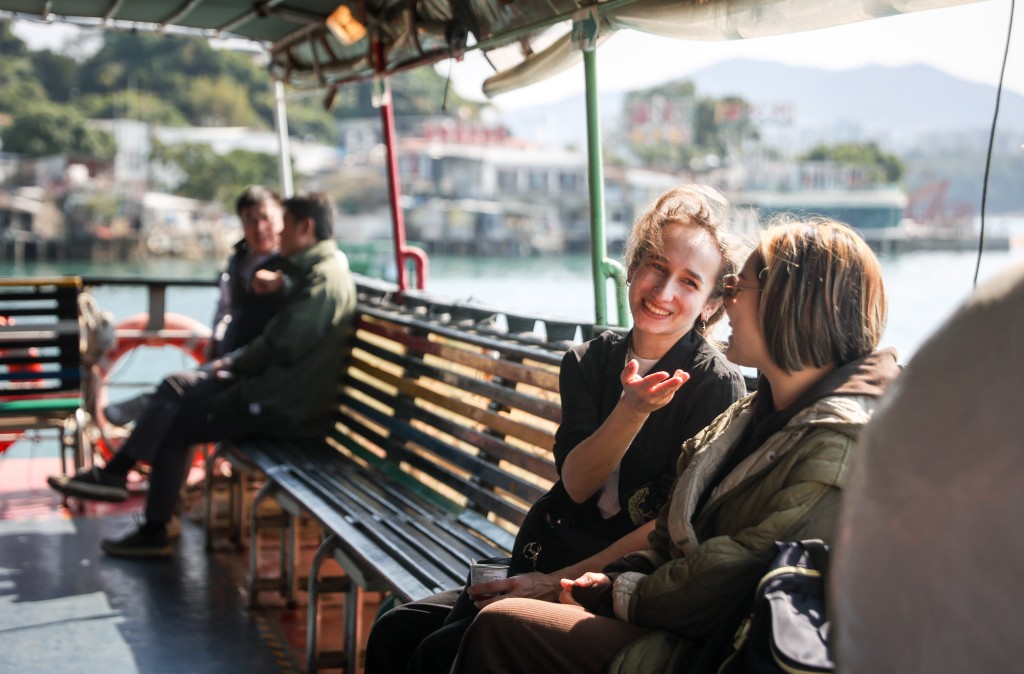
[[0, 452, 382, 673]]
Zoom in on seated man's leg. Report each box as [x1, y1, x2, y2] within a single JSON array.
[[100, 371, 235, 558], [116, 369, 227, 464], [364, 588, 462, 674], [48, 370, 229, 503], [451, 598, 651, 674]]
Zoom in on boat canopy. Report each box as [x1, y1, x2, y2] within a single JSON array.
[[1, 0, 983, 96]]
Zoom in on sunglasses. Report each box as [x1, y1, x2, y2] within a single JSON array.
[[722, 273, 764, 301]]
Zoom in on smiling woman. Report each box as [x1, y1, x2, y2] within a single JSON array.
[[450, 215, 901, 674], [623, 185, 740, 358], [363, 185, 749, 674]]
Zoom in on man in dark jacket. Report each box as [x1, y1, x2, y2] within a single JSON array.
[[48, 193, 356, 558], [104, 185, 286, 425], [209, 184, 287, 358]]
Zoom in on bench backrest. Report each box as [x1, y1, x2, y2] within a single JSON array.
[[324, 283, 588, 554], [0, 277, 83, 399]]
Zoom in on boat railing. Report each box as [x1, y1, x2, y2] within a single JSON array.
[[81, 275, 218, 333], [355, 274, 605, 349]]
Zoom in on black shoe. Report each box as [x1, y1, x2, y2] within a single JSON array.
[[47, 467, 129, 502], [101, 523, 173, 559]]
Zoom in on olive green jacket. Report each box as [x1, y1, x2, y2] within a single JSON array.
[[212, 240, 356, 438], [608, 350, 899, 672]]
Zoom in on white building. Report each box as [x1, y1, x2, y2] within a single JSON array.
[[397, 126, 684, 253]]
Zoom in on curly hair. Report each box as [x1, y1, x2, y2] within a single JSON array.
[[623, 184, 746, 336]]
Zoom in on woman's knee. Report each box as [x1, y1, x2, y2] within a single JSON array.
[[466, 599, 539, 640]]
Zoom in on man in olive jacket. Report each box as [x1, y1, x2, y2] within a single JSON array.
[[49, 193, 356, 559]]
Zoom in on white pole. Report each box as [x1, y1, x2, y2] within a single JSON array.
[[272, 78, 294, 197]]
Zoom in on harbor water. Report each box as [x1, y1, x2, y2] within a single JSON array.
[[1, 247, 1021, 455], [0, 243, 1019, 454], [3, 247, 1023, 359]]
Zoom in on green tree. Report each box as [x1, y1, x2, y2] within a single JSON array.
[[0, 22, 29, 58], [1, 103, 116, 159], [29, 49, 79, 103], [2, 26, 473, 157], [286, 97, 340, 141], [181, 75, 262, 127], [0, 57, 48, 114], [75, 33, 271, 128], [801, 142, 904, 183], [76, 91, 189, 126], [153, 142, 283, 203]]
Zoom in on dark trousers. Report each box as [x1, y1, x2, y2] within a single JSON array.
[[364, 585, 481, 674], [451, 598, 654, 674], [116, 369, 236, 525]]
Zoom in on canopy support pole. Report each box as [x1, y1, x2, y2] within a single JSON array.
[[583, 47, 628, 328], [272, 78, 294, 198], [374, 39, 429, 291]]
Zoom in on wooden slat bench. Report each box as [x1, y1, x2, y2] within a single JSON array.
[[205, 279, 594, 672], [0, 277, 85, 470]]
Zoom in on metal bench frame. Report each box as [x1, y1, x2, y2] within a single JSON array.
[[204, 284, 590, 672]]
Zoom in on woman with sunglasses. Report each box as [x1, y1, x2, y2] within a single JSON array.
[[365, 185, 748, 674], [451, 217, 901, 674]]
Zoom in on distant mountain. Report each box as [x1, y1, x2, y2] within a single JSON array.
[[496, 92, 625, 152], [687, 60, 1022, 146], [495, 59, 1024, 152]]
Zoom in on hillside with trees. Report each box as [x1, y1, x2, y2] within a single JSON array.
[[0, 23, 474, 151], [0, 22, 477, 205]]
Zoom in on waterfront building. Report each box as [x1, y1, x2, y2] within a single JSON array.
[[395, 118, 684, 254]]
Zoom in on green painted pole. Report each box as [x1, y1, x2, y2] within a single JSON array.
[[583, 47, 629, 327], [583, 48, 608, 326]]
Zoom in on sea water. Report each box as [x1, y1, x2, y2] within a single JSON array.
[[1, 247, 1022, 455], [4, 246, 1023, 357]]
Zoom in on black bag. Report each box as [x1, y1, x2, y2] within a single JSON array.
[[508, 484, 612, 576], [717, 540, 834, 674]]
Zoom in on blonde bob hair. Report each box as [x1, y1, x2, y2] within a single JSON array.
[[757, 217, 887, 372], [623, 184, 745, 336]]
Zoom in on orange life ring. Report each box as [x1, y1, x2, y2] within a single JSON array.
[[93, 312, 211, 459], [98, 312, 211, 375]]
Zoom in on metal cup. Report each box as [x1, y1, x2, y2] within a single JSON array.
[[469, 562, 509, 587]]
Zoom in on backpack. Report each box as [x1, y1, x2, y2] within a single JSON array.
[[715, 540, 834, 674]]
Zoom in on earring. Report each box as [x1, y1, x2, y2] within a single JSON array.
[[700, 318, 707, 333]]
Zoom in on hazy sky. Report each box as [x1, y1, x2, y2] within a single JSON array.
[[11, 0, 1021, 111], [462, 0, 1022, 110]]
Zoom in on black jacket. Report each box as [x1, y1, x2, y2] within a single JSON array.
[[551, 329, 747, 542]]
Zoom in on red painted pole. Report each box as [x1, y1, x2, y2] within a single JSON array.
[[374, 38, 410, 292]]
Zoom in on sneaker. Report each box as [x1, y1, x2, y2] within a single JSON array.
[[47, 467, 129, 502], [101, 523, 173, 559]]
